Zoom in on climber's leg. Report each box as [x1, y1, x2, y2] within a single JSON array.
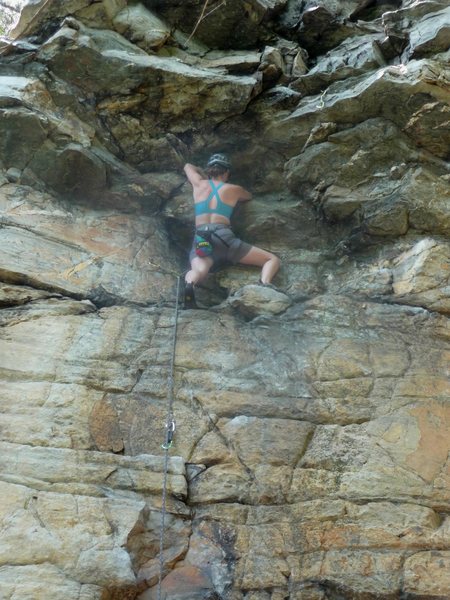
[[183, 256, 213, 309], [239, 246, 280, 284], [185, 256, 213, 285]]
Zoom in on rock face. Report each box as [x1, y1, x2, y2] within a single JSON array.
[[0, 1, 449, 599]]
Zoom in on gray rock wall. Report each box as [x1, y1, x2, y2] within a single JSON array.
[[0, 1, 449, 599]]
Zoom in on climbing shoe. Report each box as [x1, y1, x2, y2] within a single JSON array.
[[183, 282, 197, 309]]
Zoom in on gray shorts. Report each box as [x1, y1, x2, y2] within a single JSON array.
[[189, 224, 252, 265]]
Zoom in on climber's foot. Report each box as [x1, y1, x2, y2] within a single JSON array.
[[183, 282, 197, 309]]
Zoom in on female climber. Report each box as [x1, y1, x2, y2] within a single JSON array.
[[183, 153, 280, 307]]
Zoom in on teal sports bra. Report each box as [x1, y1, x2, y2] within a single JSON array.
[[194, 180, 233, 219]]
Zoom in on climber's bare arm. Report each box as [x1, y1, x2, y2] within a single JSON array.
[[184, 163, 206, 187], [236, 185, 252, 202]]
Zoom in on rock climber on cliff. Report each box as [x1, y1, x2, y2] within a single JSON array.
[[183, 153, 280, 308]]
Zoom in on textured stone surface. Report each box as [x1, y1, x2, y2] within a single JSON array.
[[392, 238, 450, 313], [10, 0, 125, 37], [25, 14, 260, 172], [0, 0, 450, 598], [404, 551, 450, 598], [268, 58, 450, 155], [228, 283, 292, 317], [0, 443, 187, 599], [0, 75, 119, 196], [292, 34, 386, 95], [151, 0, 287, 50], [0, 183, 178, 304], [408, 6, 450, 58], [113, 4, 171, 52]]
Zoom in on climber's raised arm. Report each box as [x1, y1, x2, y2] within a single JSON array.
[[184, 163, 206, 187]]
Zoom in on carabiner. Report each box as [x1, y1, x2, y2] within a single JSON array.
[[161, 418, 176, 450]]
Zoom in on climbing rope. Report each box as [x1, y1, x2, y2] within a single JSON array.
[[157, 275, 181, 600]]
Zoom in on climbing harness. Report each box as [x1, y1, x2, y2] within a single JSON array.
[[194, 232, 214, 257], [195, 224, 231, 256], [157, 275, 181, 600]]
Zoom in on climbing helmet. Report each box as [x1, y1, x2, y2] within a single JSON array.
[[206, 153, 231, 170]]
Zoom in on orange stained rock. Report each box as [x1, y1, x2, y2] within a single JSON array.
[[407, 401, 450, 482], [159, 565, 212, 596]]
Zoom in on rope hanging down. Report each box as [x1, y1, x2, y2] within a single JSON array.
[[157, 275, 181, 600]]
